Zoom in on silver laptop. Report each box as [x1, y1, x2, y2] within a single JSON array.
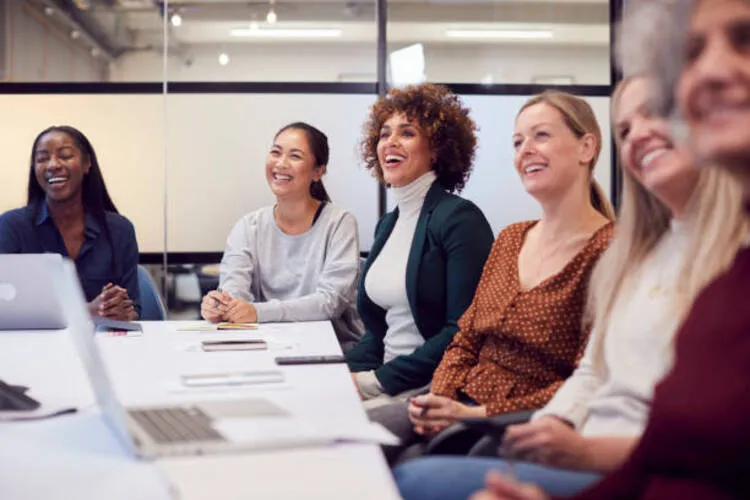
[[0, 254, 67, 330], [51, 258, 329, 459]]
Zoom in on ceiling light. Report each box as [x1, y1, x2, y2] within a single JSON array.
[[266, 9, 277, 24], [230, 28, 342, 38], [218, 52, 230, 66], [70, 30, 81, 40], [170, 13, 182, 27], [445, 29, 554, 40], [91, 48, 100, 57], [44, 6, 54, 16]]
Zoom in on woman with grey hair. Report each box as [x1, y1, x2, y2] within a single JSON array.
[[471, 0, 750, 498]]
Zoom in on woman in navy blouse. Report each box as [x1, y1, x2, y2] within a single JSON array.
[[0, 125, 140, 321]]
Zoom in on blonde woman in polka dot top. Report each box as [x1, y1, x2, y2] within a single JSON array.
[[406, 91, 614, 429], [369, 91, 614, 463]]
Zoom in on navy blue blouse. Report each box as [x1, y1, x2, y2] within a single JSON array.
[[0, 202, 141, 317]]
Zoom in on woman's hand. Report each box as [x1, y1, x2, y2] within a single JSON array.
[[407, 393, 486, 436], [503, 416, 591, 470], [200, 290, 231, 323], [469, 471, 548, 500], [90, 283, 135, 321], [225, 299, 258, 323]]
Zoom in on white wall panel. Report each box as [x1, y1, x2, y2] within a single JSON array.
[[164, 93, 379, 252], [0, 95, 165, 252], [385, 94, 612, 235]]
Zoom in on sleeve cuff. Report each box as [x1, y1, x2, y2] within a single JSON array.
[[355, 370, 384, 400], [252, 301, 281, 323], [532, 404, 587, 429]]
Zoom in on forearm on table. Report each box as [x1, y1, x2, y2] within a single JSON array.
[[253, 290, 350, 323]]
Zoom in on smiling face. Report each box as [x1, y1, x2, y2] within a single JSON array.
[[677, 0, 750, 181], [33, 131, 90, 205], [376, 113, 434, 188], [265, 128, 323, 200], [615, 77, 697, 208], [512, 102, 595, 201]]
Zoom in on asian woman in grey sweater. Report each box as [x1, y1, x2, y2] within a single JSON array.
[[200, 122, 362, 350]]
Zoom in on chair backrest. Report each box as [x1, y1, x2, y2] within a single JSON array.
[[137, 265, 167, 321]]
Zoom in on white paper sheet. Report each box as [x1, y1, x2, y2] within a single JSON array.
[[213, 418, 400, 447]]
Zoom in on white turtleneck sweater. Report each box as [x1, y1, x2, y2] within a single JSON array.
[[356, 171, 437, 398], [535, 219, 691, 437]]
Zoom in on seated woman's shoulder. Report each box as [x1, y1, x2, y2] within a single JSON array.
[[592, 220, 616, 247], [0, 206, 34, 225], [499, 220, 538, 235], [320, 202, 356, 224], [104, 211, 135, 230], [494, 220, 539, 243], [433, 192, 487, 220], [320, 201, 348, 216], [237, 206, 274, 226]]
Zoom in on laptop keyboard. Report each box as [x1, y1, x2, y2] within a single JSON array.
[[129, 406, 225, 444]]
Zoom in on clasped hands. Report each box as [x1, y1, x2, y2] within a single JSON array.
[[407, 393, 487, 437], [89, 283, 136, 321], [201, 290, 257, 323]]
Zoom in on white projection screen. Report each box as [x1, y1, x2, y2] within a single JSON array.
[[0, 92, 611, 255]]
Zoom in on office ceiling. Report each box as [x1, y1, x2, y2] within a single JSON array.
[[26, 0, 610, 59]]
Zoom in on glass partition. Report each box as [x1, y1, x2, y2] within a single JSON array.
[[157, 0, 377, 82], [0, 0, 615, 320], [386, 0, 610, 86], [2, 0, 171, 82]]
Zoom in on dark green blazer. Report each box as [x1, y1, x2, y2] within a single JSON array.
[[346, 181, 494, 395]]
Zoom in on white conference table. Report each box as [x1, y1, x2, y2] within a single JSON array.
[[0, 321, 400, 500]]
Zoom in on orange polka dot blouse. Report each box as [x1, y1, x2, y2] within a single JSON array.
[[430, 220, 614, 416]]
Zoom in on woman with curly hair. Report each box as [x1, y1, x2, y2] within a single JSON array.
[[370, 90, 615, 465], [346, 83, 495, 406]]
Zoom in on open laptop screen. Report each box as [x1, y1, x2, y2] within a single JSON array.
[[0, 254, 67, 330], [53, 258, 139, 457]]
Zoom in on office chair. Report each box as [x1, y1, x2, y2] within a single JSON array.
[[137, 265, 167, 321]]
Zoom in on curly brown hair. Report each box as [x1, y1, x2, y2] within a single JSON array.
[[360, 83, 478, 193]]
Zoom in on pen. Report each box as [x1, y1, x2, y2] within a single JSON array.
[[214, 286, 223, 308], [2, 407, 78, 422]]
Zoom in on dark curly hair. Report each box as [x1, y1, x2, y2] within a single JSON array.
[[360, 83, 478, 193]]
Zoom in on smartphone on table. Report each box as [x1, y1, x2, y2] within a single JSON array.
[[274, 354, 346, 365]]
